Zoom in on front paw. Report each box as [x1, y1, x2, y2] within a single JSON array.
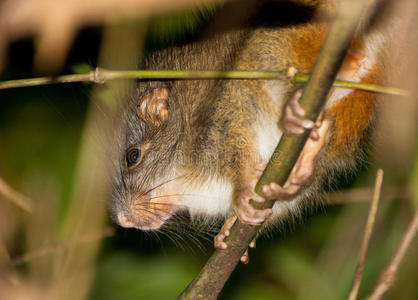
[[262, 118, 331, 200], [233, 187, 272, 225], [280, 89, 315, 135]]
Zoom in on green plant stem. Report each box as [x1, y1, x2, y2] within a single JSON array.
[[0, 68, 409, 97], [294, 74, 409, 97], [0, 69, 286, 89]]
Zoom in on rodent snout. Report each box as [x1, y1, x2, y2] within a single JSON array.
[[116, 194, 181, 231], [116, 210, 166, 231]]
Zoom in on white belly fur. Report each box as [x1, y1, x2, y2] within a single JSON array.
[[180, 176, 233, 218]]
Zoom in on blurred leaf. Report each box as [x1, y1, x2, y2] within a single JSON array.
[[90, 251, 198, 300], [229, 282, 292, 300], [146, 5, 217, 49]]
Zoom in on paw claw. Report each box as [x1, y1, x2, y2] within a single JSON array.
[[240, 249, 250, 264], [214, 235, 227, 249], [240, 238, 257, 264]]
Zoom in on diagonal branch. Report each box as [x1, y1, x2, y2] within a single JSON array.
[[178, 0, 381, 299]]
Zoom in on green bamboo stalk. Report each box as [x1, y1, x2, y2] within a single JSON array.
[[294, 74, 409, 97], [0, 69, 285, 89], [0, 68, 409, 97]]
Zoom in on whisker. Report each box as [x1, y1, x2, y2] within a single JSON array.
[[182, 230, 206, 253], [148, 230, 163, 248], [145, 175, 186, 196], [168, 227, 198, 255], [191, 230, 213, 244], [159, 228, 184, 251], [130, 200, 198, 213]]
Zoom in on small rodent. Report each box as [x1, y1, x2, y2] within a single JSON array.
[[109, 0, 390, 260]]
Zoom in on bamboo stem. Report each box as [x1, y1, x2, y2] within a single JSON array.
[[0, 68, 409, 97]]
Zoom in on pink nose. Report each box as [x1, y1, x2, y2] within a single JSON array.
[[117, 213, 136, 228]]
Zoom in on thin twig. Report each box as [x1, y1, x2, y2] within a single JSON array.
[[12, 227, 115, 266], [0, 68, 284, 88], [0, 68, 409, 97], [365, 211, 418, 300], [366, 211, 418, 299], [327, 186, 410, 205], [347, 169, 384, 300], [294, 74, 409, 97], [0, 177, 33, 213]]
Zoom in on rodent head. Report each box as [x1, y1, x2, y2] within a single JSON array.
[[109, 84, 185, 231]]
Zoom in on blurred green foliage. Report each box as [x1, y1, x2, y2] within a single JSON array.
[[90, 251, 200, 300], [146, 6, 216, 50]]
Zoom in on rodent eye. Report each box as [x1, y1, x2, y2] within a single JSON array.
[[126, 147, 142, 168]]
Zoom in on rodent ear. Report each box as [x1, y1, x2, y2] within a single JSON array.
[[137, 87, 170, 126]]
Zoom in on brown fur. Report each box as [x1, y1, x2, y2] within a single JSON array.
[[110, 0, 386, 230], [326, 65, 381, 160]]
